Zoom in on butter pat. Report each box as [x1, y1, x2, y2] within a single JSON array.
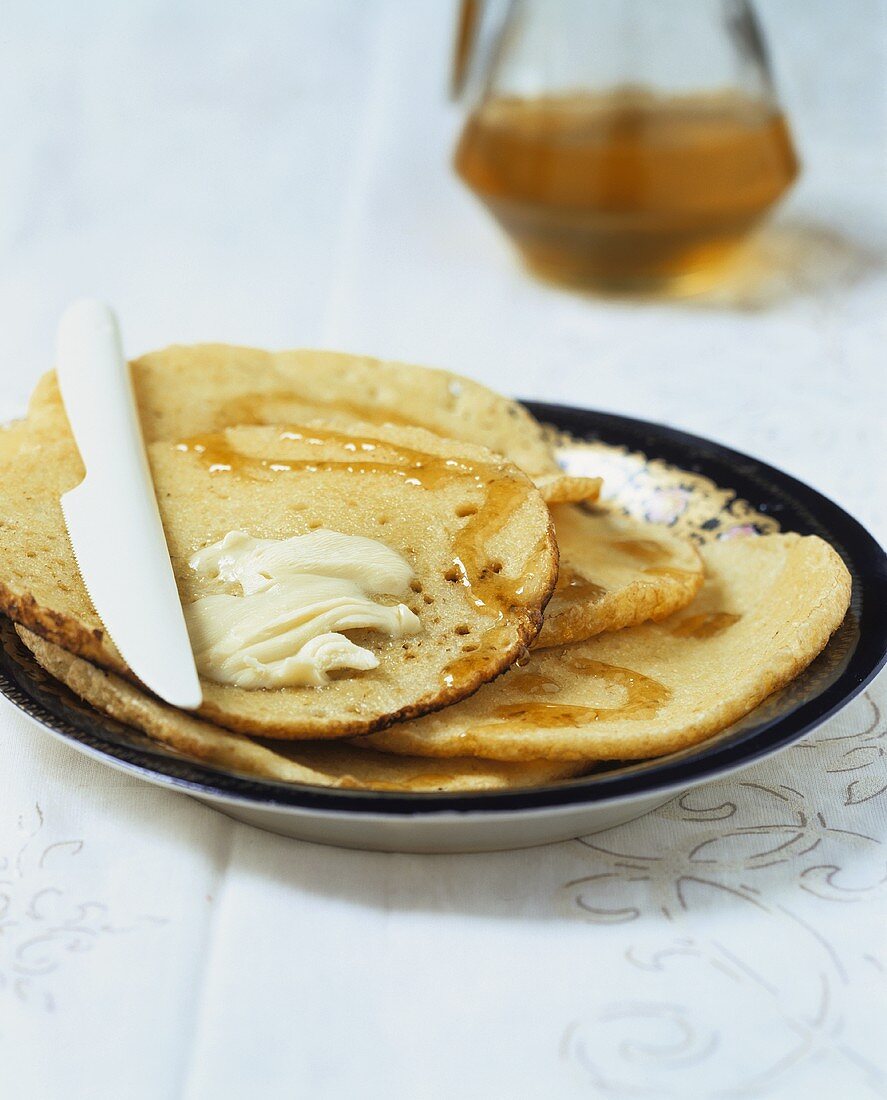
[[184, 530, 420, 689]]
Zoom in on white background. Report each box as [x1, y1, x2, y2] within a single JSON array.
[[0, 2, 885, 1097]]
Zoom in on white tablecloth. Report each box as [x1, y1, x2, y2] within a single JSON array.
[[1, 3, 884, 1097]]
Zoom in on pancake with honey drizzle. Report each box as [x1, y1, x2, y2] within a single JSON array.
[[363, 534, 851, 761], [27, 344, 563, 480], [0, 421, 557, 737], [17, 628, 588, 791], [534, 504, 704, 648]]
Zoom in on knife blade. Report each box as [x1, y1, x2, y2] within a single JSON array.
[[56, 300, 202, 709]]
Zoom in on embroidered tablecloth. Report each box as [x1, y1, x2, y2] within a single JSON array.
[[1, 3, 884, 1096]]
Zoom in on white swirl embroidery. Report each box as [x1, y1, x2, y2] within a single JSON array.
[[557, 690, 887, 1098], [0, 804, 166, 1013]]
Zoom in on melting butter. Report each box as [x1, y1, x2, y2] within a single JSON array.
[[184, 530, 420, 689]]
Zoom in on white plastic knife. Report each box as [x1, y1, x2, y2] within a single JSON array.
[[56, 300, 202, 709]]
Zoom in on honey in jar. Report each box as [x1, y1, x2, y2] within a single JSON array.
[[454, 90, 799, 292]]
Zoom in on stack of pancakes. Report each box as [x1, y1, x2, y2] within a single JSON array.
[[0, 348, 851, 791]]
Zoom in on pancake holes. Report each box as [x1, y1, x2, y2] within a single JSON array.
[[444, 567, 460, 582], [377, 516, 389, 525], [409, 580, 422, 593], [490, 560, 503, 574], [462, 644, 478, 653], [455, 624, 471, 636], [423, 595, 434, 605], [455, 503, 477, 517]]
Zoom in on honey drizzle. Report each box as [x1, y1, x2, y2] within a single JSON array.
[[441, 623, 516, 689], [670, 611, 741, 639], [177, 429, 547, 673], [175, 428, 481, 489], [215, 390, 419, 433], [506, 670, 561, 696], [611, 538, 670, 563], [642, 565, 698, 582], [490, 658, 670, 727], [553, 565, 606, 604]]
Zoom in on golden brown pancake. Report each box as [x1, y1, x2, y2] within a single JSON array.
[[363, 534, 851, 761], [0, 422, 557, 738], [535, 473, 603, 505], [27, 345, 562, 478], [18, 627, 588, 792], [535, 504, 704, 647]]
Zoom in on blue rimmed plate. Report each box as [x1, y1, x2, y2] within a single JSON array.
[[1, 403, 884, 852]]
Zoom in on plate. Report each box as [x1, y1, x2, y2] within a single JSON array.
[[1, 403, 885, 853]]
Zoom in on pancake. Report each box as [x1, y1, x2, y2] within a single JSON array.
[[27, 345, 562, 479], [363, 534, 852, 761], [0, 422, 558, 738], [535, 473, 603, 505], [0, 418, 31, 462], [535, 504, 704, 647], [18, 627, 588, 792]]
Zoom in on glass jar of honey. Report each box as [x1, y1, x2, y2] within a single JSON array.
[[453, 0, 799, 294]]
